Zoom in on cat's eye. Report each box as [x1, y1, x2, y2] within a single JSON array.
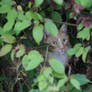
[[52, 41, 57, 45], [63, 39, 66, 43]]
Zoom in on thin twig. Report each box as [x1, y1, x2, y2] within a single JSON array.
[[54, 20, 77, 27]]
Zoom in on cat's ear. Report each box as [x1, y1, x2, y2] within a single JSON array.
[[60, 24, 67, 33], [43, 30, 50, 41]]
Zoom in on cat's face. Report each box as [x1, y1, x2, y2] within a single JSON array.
[[45, 24, 70, 53]]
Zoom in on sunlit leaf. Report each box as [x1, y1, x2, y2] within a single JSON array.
[[22, 50, 43, 71], [70, 78, 80, 90], [53, 0, 63, 5], [33, 24, 43, 44], [45, 19, 58, 37], [34, 0, 44, 7], [0, 44, 12, 57], [0, 34, 16, 44], [49, 58, 65, 74]]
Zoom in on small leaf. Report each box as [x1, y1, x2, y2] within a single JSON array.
[[45, 19, 58, 37], [77, 27, 90, 40], [82, 46, 91, 62], [67, 48, 75, 56], [34, 0, 44, 7], [14, 20, 30, 35], [77, 23, 83, 31], [58, 76, 68, 87], [73, 74, 90, 85], [16, 48, 25, 58], [0, 44, 12, 57], [70, 78, 80, 90], [53, 0, 63, 5], [49, 58, 65, 74], [22, 50, 43, 71], [33, 24, 43, 44], [75, 47, 84, 57], [0, 34, 16, 43]]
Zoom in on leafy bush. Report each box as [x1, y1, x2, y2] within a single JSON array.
[[0, 0, 92, 92]]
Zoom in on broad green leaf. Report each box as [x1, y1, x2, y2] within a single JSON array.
[[34, 0, 44, 7], [22, 50, 43, 71], [14, 20, 30, 35], [45, 19, 58, 37], [67, 48, 75, 56], [73, 74, 90, 85], [77, 27, 90, 40], [0, 0, 13, 6], [49, 58, 65, 74], [0, 5, 11, 13], [42, 67, 52, 78], [67, 43, 82, 56], [33, 24, 43, 44], [75, 47, 84, 57], [0, 44, 12, 57], [75, 0, 92, 8], [53, 0, 63, 5], [76, 0, 92, 8], [70, 78, 80, 90], [0, 35, 16, 43], [82, 46, 91, 62], [3, 9, 18, 31], [57, 76, 68, 87], [38, 80, 48, 91]]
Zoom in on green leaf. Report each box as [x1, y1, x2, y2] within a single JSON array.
[[45, 19, 58, 37], [14, 20, 30, 35], [22, 50, 43, 71], [70, 78, 80, 90], [16, 48, 25, 58], [67, 43, 82, 56], [77, 27, 90, 40], [0, 34, 16, 44], [49, 58, 65, 74], [34, 0, 44, 7], [53, 0, 63, 5], [75, 47, 84, 57], [33, 24, 43, 44], [51, 11, 62, 22], [0, 44, 12, 57], [67, 48, 75, 56], [75, 0, 92, 8], [0, 5, 11, 13], [77, 23, 83, 31], [82, 46, 91, 62], [73, 74, 90, 85], [58, 76, 68, 87]]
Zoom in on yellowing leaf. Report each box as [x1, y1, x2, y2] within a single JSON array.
[[1, 34, 16, 43], [0, 44, 12, 57]]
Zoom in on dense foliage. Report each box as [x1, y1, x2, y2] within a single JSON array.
[[0, 0, 92, 92]]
